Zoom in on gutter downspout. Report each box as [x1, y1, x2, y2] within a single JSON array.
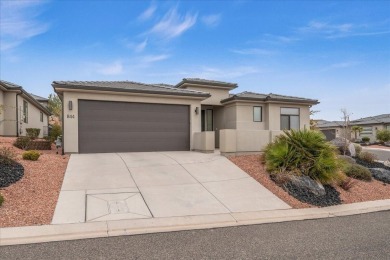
[[16, 91, 22, 137]]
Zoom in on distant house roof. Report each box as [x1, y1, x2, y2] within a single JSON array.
[[351, 114, 390, 125], [30, 93, 49, 102], [52, 81, 211, 98], [175, 78, 238, 89], [317, 120, 344, 128], [220, 91, 319, 105], [0, 80, 51, 115]]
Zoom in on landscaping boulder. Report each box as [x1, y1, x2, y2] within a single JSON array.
[[282, 176, 341, 207], [331, 137, 350, 155], [338, 155, 356, 164], [348, 143, 356, 157], [369, 168, 390, 184], [287, 175, 326, 196], [384, 160, 390, 167]]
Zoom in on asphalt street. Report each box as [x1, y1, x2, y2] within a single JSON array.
[[363, 147, 390, 161], [1, 211, 389, 260]]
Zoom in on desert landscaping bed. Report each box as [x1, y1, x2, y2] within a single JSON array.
[[229, 154, 390, 209], [0, 137, 69, 228]]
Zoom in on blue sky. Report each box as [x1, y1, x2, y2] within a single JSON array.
[[1, 0, 389, 120]]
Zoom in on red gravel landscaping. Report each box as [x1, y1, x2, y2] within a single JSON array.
[[0, 137, 69, 228], [229, 154, 390, 209]]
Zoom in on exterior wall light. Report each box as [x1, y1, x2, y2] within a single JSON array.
[[68, 101, 73, 110], [195, 107, 199, 114]]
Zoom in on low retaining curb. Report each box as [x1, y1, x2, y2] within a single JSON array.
[[1, 199, 389, 246]]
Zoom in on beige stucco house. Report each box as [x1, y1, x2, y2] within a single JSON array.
[[317, 114, 390, 142], [0, 80, 51, 138], [52, 79, 318, 154]]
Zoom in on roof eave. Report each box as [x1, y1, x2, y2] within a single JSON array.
[[175, 80, 238, 90], [220, 96, 319, 105], [52, 83, 211, 98]]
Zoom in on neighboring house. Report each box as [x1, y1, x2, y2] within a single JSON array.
[[29, 93, 49, 107], [317, 114, 390, 142], [52, 79, 318, 154], [0, 80, 51, 138]]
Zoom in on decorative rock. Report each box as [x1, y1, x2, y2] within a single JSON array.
[[369, 168, 390, 184], [331, 137, 350, 155], [338, 155, 356, 164], [287, 175, 326, 196], [384, 160, 390, 167], [0, 160, 25, 188], [348, 143, 356, 157]]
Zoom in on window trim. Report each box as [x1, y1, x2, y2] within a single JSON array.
[[253, 106, 262, 122], [280, 107, 300, 130], [40, 112, 43, 122]]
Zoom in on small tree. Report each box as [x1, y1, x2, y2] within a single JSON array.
[[376, 129, 390, 143], [48, 94, 62, 120], [309, 110, 320, 130], [351, 126, 363, 141], [340, 109, 352, 155]]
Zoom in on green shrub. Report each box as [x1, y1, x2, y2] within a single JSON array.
[[25, 128, 41, 140], [343, 163, 372, 181], [358, 151, 377, 163], [362, 136, 370, 143], [0, 147, 16, 165], [22, 150, 40, 161], [376, 129, 390, 143], [353, 143, 362, 156], [14, 137, 31, 150], [0, 194, 4, 207], [264, 129, 342, 184], [49, 124, 62, 142]]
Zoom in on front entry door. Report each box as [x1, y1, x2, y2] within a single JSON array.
[[201, 109, 213, 131]]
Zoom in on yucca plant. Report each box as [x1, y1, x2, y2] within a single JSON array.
[[264, 129, 342, 184]]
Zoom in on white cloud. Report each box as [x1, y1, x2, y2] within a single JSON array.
[[0, 0, 49, 52], [299, 21, 354, 34], [97, 61, 124, 75], [140, 54, 170, 64], [138, 4, 157, 21], [231, 48, 276, 55], [329, 61, 360, 69], [124, 38, 148, 52], [147, 7, 197, 39], [201, 14, 221, 27]]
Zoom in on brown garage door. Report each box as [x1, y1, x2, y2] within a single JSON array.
[[78, 100, 190, 153]]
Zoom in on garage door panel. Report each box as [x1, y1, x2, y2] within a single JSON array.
[[78, 100, 190, 153]]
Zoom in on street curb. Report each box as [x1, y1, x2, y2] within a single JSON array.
[[1, 199, 389, 246]]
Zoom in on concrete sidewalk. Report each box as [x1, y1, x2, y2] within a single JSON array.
[[52, 151, 290, 224], [1, 199, 389, 246]]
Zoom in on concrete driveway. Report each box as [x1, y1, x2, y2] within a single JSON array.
[[52, 151, 290, 224]]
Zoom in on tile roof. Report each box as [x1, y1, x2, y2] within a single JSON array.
[[351, 114, 390, 125], [30, 93, 49, 101], [0, 80, 51, 115], [317, 120, 344, 128], [0, 80, 23, 89], [221, 91, 319, 104], [176, 78, 238, 89], [52, 81, 210, 97]]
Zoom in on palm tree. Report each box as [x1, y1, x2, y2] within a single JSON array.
[[351, 126, 363, 141]]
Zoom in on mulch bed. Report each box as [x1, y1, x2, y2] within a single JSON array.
[[0, 159, 24, 188], [0, 137, 69, 228]]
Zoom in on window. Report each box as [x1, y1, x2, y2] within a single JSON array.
[[281, 107, 299, 130], [23, 100, 28, 123], [201, 109, 213, 131], [40, 112, 43, 122], [253, 106, 262, 122]]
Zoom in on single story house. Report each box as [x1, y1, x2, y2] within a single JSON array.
[[317, 114, 390, 142], [0, 80, 51, 138], [52, 79, 319, 154]]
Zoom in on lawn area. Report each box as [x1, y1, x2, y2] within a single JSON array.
[[0, 137, 69, 227]]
